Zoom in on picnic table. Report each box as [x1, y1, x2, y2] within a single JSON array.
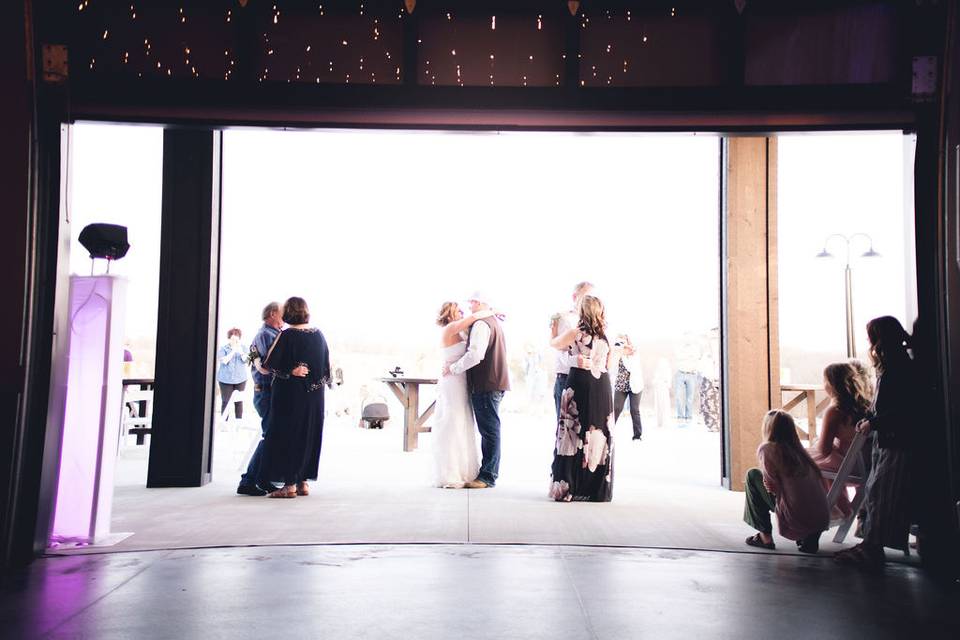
[[780, 383, 829, 445], [379, 376, 438, 451]]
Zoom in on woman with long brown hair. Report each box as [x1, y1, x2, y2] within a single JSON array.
[[744, 410, 830, 553], [835, 316, 915, 567], [548, 295, 618, 502], [809, 361, 873, 517]]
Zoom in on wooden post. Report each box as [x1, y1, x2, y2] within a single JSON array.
[[405, 384, 419, 452], [722, 136, 779, 491]]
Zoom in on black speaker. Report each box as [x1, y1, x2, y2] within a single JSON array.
[[78, 223, 130, 260]]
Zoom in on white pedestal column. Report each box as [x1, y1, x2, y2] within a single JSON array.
[[49, 275, 128, 546]]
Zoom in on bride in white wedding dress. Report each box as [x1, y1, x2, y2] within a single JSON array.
[[432, 302, 494, 488]]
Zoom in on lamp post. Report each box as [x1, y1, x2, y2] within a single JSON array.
[[815, 233, 881, 358]]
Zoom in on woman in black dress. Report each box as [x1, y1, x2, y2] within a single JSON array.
[[835, 316, 915, 566], [548, 295, 617, 502], [258, 296, 331, 499]]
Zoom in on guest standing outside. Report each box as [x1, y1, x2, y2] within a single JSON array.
[[550, 281, 593, 420], [612, 333, 644, 441], [236, 302, 283, 496], [674, 334, 700, 426], [808, 361, 873, 518], [835, 316, 916, 567], [698, 328, 721, 433], [549, 295, 617, 502], [217, 328, 248, 421], [257, 297, 331, 499], [744, 410, 830, 553], [652, 357, 673, 429]]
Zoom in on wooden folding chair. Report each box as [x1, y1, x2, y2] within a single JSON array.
[[821, 430, 870, 544]]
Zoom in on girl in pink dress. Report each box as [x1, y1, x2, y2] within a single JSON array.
[[744, 410, 830, 553], [808, 361, 873, 518]]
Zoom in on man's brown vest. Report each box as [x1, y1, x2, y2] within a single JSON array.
[[466, 317, 510, 393]]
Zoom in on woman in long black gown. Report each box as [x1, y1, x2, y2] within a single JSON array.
[[258, 296, 331, 499]]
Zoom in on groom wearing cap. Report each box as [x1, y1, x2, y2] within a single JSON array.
[[443, 291, 510, 489]]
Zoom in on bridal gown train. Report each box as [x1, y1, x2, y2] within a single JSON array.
[[433, 340, 480, 488]]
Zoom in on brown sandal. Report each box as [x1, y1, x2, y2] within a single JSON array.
[[745, 533, 776, 550], [267, 485, 296, 499], [834, 543, 883, 568], [296, 482, 309, 496]]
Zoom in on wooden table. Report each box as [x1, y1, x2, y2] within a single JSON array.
[[380, 377, 438, 451], [780, 384, 830, 445]]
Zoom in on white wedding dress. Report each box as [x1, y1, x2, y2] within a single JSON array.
[[432, 339, 480, 488]]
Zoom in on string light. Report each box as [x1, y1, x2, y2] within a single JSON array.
[[81, 4, 576, 87]]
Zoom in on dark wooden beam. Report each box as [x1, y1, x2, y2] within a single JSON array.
[[147, 129, 222, 488]]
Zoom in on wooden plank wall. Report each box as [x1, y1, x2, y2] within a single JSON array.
[[724, 136, 779, 491]]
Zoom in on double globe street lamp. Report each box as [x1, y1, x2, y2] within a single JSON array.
[[815, 233, 881, 358]]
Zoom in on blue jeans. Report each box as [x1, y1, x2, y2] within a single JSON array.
[[674, 371, 698, 422], [240, 386, 272, 487], [471, 390, 505, 486], [553, 374, 567, 421]]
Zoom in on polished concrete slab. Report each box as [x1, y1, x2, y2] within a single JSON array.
[[51, 412, 893, 559], [2, 544, 957, 640]]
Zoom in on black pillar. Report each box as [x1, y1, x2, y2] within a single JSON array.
[[147, 129, 221, 488]]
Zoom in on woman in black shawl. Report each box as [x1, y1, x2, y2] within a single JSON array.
[[835, 316, 915, 566], [258, 296, 331, 498]]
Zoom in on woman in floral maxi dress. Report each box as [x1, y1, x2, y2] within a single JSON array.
[[549, 295, 616, 502]]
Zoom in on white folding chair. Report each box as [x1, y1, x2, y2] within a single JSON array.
[[119, 384, 153, 449], [822, 430, 870, 544]]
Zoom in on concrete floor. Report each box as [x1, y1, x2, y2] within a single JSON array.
[[17, 411, 954, 639], [50, 411, 895, 558], [2, 544, 957, 640]]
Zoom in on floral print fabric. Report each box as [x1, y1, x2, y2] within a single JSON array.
[[549, 334, 615, 502]]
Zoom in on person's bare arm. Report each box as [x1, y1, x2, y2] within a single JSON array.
[[446, 309, 495, 336], [551, 326, 579, 350], [816, 405, 841, 458]]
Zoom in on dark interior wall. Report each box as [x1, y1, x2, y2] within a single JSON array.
[[936, 1, 960, 567], [1, 0, 957, 571], [0, 0, 35, 569]]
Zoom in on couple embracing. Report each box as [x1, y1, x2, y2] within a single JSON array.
[[434, 292, 510, 489]]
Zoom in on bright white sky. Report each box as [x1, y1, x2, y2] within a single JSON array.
[[777, 131, 915, 370], [67, 124, 913, 381], [219, 128, 720, 364]]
